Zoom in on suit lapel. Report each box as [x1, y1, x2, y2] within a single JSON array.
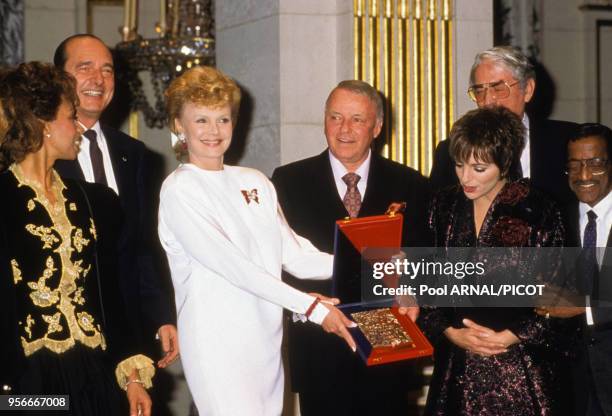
[[314, 151, 349, 220], [567, 203, 581, 247], [528, 118, 543, 184], [102, 125, 129, 196], [595, 223, 612, 309], [361, 153, 388, 216]]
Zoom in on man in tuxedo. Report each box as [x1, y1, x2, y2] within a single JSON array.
[[560, 123, 612, 416], [271, 80, 431, 415], [429, 46, 578, 204], [52, 34, 178, 368]]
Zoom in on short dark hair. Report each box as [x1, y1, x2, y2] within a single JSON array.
[[449, 107, 525, 178], [569, 123, 612, 160], [0, 62, 78, 170], [53, 34, 107, 68]]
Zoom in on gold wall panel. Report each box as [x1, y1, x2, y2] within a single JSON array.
[[353, 0, 454, 175]]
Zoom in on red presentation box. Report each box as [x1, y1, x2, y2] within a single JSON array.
[[333, 212, 433, 366], [339, 303, 433, 366]]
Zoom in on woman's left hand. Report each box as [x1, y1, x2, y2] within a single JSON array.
[[462, 319, 520, 350], [126, 382, 152, 416]]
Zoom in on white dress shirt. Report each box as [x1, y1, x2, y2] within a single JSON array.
[[77, 121, 119, 194], [579, 190, 612, 325], [328, 149, 371, 202], [521, 113, 531, 178]]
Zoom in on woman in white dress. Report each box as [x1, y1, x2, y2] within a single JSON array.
[[158, 66, 356, 415]]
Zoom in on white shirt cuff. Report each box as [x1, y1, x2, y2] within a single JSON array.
[[292, 301, 331, 325]]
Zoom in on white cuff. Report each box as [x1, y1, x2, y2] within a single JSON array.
[[307, 302, 330, 325]]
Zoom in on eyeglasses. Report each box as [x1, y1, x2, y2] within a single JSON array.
[[467, 80, 520, 103], [565, 158, 609, 175]]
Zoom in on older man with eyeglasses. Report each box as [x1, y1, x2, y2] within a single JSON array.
[[430, 45, 579, 204]]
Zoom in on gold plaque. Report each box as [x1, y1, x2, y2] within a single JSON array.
[[351, 308, 414, 348]]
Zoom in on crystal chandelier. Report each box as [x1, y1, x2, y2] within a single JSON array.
[[115, 0, 215, 128]]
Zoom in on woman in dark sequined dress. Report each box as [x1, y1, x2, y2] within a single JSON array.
[[420, 107, 569, 415]]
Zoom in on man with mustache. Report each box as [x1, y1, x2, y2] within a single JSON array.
[[553, 123, 612, 416], [52, 34, 178, 369]]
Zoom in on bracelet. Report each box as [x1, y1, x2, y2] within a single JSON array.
[[305, 297, 321, 319], [124, 379, 145, 391]]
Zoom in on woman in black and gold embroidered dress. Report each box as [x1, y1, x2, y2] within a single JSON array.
[[0, 62, 154, 415], [419, 107, 570, 415]]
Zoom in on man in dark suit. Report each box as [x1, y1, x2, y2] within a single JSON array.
[[429, 46, 578, 204], [272, 80, 431, 416], [556, 123, 612, 416], [52, 34, 178, 368]]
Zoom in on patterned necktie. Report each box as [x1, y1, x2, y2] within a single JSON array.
[[583, 210, 598, 297], [84, 129, 108, 186], [342, 173, 361, 218]]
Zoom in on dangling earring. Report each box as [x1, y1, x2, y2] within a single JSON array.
[[177, 133, 187, 150]]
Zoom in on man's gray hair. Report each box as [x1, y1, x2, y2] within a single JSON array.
[[326, 80, 384, 121], [469, 46, 535, 89]]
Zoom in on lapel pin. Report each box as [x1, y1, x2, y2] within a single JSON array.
[[121, 156, 127, 162]]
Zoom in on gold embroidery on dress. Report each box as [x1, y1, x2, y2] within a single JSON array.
[[24, 315, 34, 339], [42, 312, 63, 334], [89, 218, 97, 241], [72, 259, 84, 278], [26, 224, 59, 249], [73, 228, 90, 253], [11, 259, 23, 284], [69, 203, 77, 211], [27, 199, 35, 211], [77, 312, 96, 332], [73, 287, 85, 305], [10, 165, 104, 357], [27, 256, 59, 307]]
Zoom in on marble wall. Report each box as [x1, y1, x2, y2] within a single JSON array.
[[538, 0, 586, 122], [454, 0, 494, 118], [216, 0, 354, 175], [538, 0, 612, 125]]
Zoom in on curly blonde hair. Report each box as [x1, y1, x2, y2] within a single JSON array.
[[165, 66, 241, 161]]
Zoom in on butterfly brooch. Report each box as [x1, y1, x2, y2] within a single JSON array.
[[241, 189, 259, 204]]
